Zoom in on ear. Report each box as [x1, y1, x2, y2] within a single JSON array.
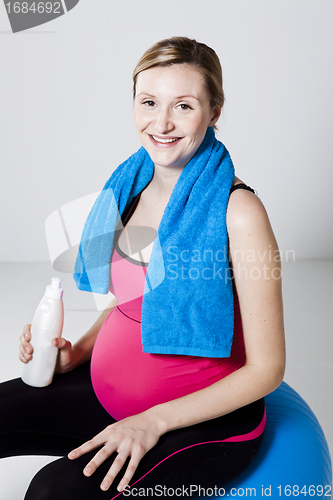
[[209, 105, 222, 127]]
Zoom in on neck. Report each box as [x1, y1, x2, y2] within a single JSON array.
[[149, 163, 184, 200]]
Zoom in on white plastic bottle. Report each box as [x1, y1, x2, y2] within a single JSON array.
[[21, 277, 64, 388]]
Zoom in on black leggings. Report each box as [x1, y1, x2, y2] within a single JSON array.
[[0, 362, 265, 499]]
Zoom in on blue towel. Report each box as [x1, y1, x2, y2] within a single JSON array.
[[74, 127, 235, 358]]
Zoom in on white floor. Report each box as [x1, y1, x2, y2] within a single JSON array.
[[0, 260, 332, 499]]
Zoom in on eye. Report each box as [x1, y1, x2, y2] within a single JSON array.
[[177, 103, 192, 111], [143, 100, 156, 107]]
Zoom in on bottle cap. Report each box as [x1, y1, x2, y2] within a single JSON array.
[[45, 277, 64, 300]]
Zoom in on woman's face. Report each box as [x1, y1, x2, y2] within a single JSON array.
[[133, 64, 221, 172]]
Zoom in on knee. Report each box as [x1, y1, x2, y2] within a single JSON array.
[[24, 464, 59, 500], [24, 458, 75, 500]]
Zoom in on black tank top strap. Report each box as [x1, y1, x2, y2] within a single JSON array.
[[229, 183, 256, 195], [121, 191, 141, 226], [113, 192, 143, 265], [121, 178, 153, 226]]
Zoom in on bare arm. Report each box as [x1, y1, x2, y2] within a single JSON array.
[[146, 188, 285, 432]]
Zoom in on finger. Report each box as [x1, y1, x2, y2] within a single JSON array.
[[20, 327, 32, 350], [83, 445, 119, 480], [19, 344, 33, 361], [23, 325, 31, 340], [19, 351, 31, 363], [52, 338, 71, 350], [117, 450, 143, 492], [68, 434, 105, 460], [99, 452, 129, 491], [19, 338, 33, 360], [20, 337, 31, 349], [20, 339, 33, 352], [20, 334, 31, 349], [19, 344, 27, 356], [53, 339, 73, 374]]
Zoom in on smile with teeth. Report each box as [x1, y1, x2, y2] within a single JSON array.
[[151, 135, 181, 143]]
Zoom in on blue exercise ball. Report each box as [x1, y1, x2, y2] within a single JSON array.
[[210, 382, 332, 499]]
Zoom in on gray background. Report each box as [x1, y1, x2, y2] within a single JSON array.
[[0, 0, 332, 498], [1, 0, 333, 261]]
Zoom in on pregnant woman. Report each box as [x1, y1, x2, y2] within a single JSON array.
[[2, 37, 285, 499]]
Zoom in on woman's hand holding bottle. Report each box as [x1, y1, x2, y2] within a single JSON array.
[[19, 324, 74, 374]]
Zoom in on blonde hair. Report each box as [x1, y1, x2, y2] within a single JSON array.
[[133, 37, 225, 129]]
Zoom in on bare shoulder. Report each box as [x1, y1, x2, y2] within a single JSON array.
[[227, 180, 273, 241], [226, 179, 279, 265]]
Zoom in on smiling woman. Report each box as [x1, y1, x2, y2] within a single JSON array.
[[1, 37, 285, 500], [134, 64, 221, 175]]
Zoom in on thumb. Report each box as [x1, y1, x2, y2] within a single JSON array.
[[53, 338, 71, 350]]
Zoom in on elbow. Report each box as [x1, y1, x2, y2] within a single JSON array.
[[265, 359, 286, 393], [271, 365, 285, 392], [260, 342, 286, 394], [249, 357, 286, 395], [244, 361, 285, 397]]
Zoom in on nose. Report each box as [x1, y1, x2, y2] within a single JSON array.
[[154, 107, 174, 133]]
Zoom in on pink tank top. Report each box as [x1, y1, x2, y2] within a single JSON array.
[[90, 246, 246, 421]]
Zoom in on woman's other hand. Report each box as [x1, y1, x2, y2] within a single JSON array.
[[19, 324, 74, 374], [68, 411, 163, 492]]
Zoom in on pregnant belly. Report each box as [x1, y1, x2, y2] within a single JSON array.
[[90, 306, 243, 421]]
